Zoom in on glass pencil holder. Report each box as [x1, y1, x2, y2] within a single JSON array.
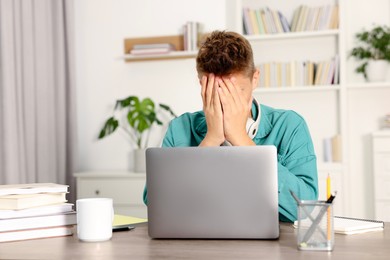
[[297, 200, 334, 251]]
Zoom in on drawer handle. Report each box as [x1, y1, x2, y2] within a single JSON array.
[[95, 190, 100, 196]]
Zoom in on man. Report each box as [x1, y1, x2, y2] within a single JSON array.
[[144, 30, 318, 222]]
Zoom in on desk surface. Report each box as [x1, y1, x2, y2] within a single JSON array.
[[0, 223, 389, 259]]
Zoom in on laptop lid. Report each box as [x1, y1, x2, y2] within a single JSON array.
[[146, 145, 279, 239]]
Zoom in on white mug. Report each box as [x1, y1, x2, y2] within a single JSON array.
[[76, 198, 114, 242]]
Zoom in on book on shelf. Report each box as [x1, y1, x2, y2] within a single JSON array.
[[290, 4, 339, 32], [244, 7, 292, 35], [0, 225, 73, 243], [323, 134, 342, 163], [183, 21, 201, 51], [271, 9, 283, 33], [255, 10, 266, 34], [257, 57, 338, 88], [0, 211, 77, 232], [130, 48, 173, 55], [243, 8, 252, 35], [249, 9, 260, 34], [132, 43, 175, 50], [278, 11, 290, 33], [0, 193, 67, 210], [0, 203, 73, 219], [290, 5, 302, 32], [0, 183, 68, 196], [294, 216, 384, 235], [264, 8, 276, 34]]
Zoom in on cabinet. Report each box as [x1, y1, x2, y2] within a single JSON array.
[[74, 171, 147, 218], [372, 131, 390, 221]]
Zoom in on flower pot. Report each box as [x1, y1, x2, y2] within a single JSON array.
[[366, 60, 388, 82], [134, 148, 146, 173]]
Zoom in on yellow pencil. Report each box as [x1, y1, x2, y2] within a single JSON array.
[[327, 173, 331, 199], [327, 173, 331, 245]]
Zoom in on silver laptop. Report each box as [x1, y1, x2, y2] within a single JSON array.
[[145, 146, 279, 239]]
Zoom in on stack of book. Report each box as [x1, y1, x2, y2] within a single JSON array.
[[258, 55, 339, 88], [0, 183, 76, 242], [291, 4, 339, 32], [243, 7, 290, 35], [243, 4, 339, 35], [183, 21, 202, 51], [130, 43, 176, 56]]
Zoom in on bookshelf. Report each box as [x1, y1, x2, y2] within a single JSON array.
[[347, 82, 390, 90], [225, 0, 346, 216], [245, 29, 339, 41]]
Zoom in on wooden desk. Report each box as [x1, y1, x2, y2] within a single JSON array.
[[0, 223, 389, 259]]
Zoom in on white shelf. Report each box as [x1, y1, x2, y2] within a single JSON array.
[[254, 85, 340, 93], [347, 82, 390, 90], [123, 51, 198, 62], [245, 30, 339, 42]]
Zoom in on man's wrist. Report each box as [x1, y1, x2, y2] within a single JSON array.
[[199, 134, 224, 147], [227, 134, 256, 146]]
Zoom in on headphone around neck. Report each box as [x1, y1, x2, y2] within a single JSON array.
[[246, 97, 261, 139]]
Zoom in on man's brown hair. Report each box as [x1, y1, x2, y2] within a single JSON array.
[[196, 30, 255, 77]]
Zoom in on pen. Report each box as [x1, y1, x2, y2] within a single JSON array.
[[301, 192, 337, 243], [112, 225, 135, 232]]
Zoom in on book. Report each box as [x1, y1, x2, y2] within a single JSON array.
[[0, 183, 68, 196], [0, 211, 76, 232], [0, 203, 73, 219], [278, 11, 290, 33], [271, 9, 283, 33], [0, 226, 73, 243], [132, 43, 175, 50], [290, 5, 302, 32], [130, 48, 172, 55], [249, 9, 260, 34], [255, 9, 265, 34], [0, 193, 67, 210], [293, 216, 384, 235], [242, 8, 253, 35]]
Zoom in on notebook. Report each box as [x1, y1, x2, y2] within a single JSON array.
[[294, 216, 384, 235], [145, 146, 279, 239], [333, 216, 384, 235]]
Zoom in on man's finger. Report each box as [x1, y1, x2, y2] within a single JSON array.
[[206, 74, 215, 106]]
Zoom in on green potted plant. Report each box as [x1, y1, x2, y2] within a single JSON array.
[[98, 95, 177, 172], [349, 25, 390, 82]]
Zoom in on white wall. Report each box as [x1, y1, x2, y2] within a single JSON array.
[[345, 0, 390, 218], [74, 0, 390, 218], [74, 0, 226, 171]]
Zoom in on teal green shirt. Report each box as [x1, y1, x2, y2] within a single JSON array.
[[143, 104, 318, 222]]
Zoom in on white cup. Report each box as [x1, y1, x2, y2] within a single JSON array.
[[76, 198, 114, 242]]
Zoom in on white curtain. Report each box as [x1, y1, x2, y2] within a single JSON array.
[[0, 0, 77, 202]]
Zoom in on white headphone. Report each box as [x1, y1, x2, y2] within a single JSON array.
[[222, 97, 261, 146], [246, 97, 261, 139]]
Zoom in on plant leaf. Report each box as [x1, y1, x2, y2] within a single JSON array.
[[159, 103, 178, 117], [127, 98, 156, 134], [98, 117, 119, 139]]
